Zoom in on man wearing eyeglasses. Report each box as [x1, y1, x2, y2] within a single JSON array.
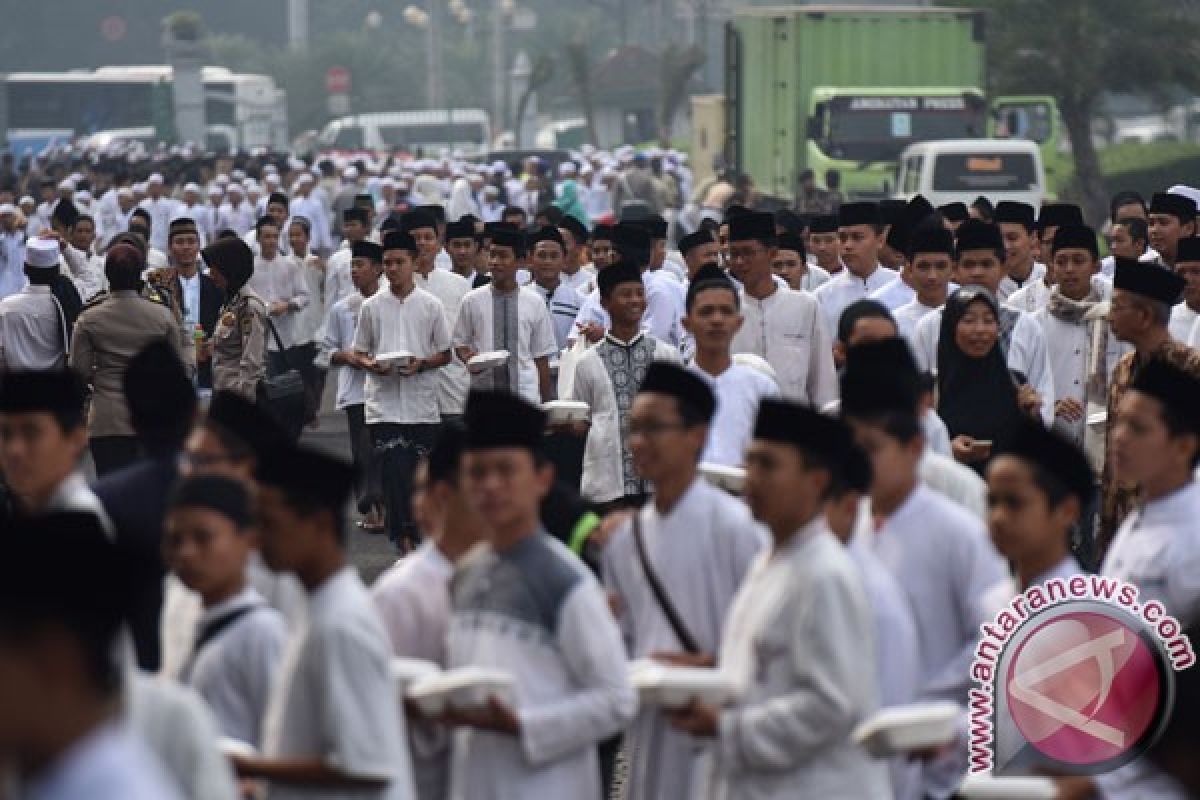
[[727, 212, 837, 406]]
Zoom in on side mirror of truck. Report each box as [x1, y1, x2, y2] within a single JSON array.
[[807, 103, 827, 139]]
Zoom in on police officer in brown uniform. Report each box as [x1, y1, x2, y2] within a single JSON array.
[[199, 236, 267, 402], [69, 243, 186, 476]]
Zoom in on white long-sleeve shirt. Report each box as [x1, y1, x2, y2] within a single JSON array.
[[604, 479, 768, 800], [247, 254, 311, 350], [813, 264, 899, 336], [713, 518, 890, 799], [447, 533, 637, 800], [731, 286, 838, 407]]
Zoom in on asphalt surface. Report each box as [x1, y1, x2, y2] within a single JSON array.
[[300, 395, 399, 586]]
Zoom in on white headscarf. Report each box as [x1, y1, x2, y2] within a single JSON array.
[[412, 174, 445, 206], [446, 177, 481, 222]]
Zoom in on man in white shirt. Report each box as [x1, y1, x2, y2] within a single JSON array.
[[178, 183, 212, 247], [352, 229, 452, 551], [164, 474, 287, 749], [323, 240, 382, 524], [216, 183, 256, 236], [558, 215, 596, 294], [727, 211, 836, 406], [0, 202, 27, 300], [527, 226, 582, 355], [1168, 237, 1200, 344], [402, 211, 472, 418], [444, 390, 637, 800], [569, 263, 681, 503], [372, 423, 483, 800], [685, 271, 779, 466], [445, 217, 486, 287], [139, 173, 183, 253], [814, 202, 899, 335], [246, 216, 310, 375], [669, 399, 889, 799], [0, 514, 184, 800], [454, 228, 557, 404], [236, 445, 416, 799], [1148, 190, 1197, 270], [324, 207, 370, 315], [1102, 214, 1157, 279], [0, 237, 69, 371], [290, 175, 333, 256], [604, 361, 767, 800], [806, 213, 844, 275], [893, 225, 956, 340], [773, 232, 830, 292], [1032, 225, 1131, 451], [910, 219, 1056, 424], [1092, 360, 1200, 800], [839, 337, 1007, 796], [995, 201, 1047, 304]]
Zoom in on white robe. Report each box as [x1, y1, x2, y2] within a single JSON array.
[[603, 479, 768, 800], [893, 298, 940, 340], [569, 333, 680, 503], [261, 567, 416, 800], [1168, 302, 1200, 344], [372, 543, 455, 800], [1096, 481, 1200, 800], [997, 262, 1047, 303], [868, 274, 915, 310], [712, 518, 890, 799], [730, 287, 838, 407], [812, 264, 899, 336], [911, 302, 1056, 425], [453, 285, 558, 405], [447, 533, 637, 800], [919, 450, 988, 520], [690, 362, 780, 467], [414, 267, 472, 415]]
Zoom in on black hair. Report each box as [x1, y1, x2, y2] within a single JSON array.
[[201, 418, 254, 462], [72, 213, 94, 229], [836, 300, 895, 345], [256, 215, 281, 233], [275, 486, 348, 544], [288, 215, 312, 236], [1157, 401, 1200, 468], [216, 228, 239, 240], [843, 406, 922, 444], [1116, 216, 1149, 248], [502, 206, 527, 220], [1110, 190, 1147, 222], [1026, 461, 1083, 510], [685, 278, 740, 313]]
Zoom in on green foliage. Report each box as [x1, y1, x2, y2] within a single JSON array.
[[163, 11, 205, 42]]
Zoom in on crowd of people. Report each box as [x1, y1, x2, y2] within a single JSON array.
[[1, 139, 1200, 800]]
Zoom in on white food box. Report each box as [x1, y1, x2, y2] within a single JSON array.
[[391, 657, 441, 694], [628, 660, 740, 710], [698, 462, 746, 494], [468, 350, 511, 371], [217, 737, 258, 758], [375, 351, 414, 371], [543, 399, 590, 424], [957, 775, 1057, 799], [853, 701, 961, 757], [407, 667, 516, 716]]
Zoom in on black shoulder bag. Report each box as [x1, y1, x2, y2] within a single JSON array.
[[631, 512, 702, 654]]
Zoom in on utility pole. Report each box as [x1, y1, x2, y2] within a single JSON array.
[[288, 0, 309, 52]]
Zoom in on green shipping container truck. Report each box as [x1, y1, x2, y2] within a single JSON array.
[[723, 5, 1059, 201]]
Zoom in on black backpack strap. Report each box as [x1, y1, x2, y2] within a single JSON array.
[[631, 512, 702, 655]]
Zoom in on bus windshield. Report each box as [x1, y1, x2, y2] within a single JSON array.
[[820, 94, 987, 163]]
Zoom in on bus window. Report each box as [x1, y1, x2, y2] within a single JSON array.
[[332, 124, 364, 150], [932, 152, 1038, 192]]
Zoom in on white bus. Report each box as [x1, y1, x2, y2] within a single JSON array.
[[316, 109, 491, 159], [0, 66, 288, 155]]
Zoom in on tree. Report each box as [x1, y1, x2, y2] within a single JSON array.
[[563, 38, 599, 146], [970, 0, 1200, 223], [658, 43, 705, 147], [514, 54, 556, 148]]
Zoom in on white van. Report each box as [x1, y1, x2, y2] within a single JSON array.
[[893, 139, 1046, 208], [316, 109, 491, 158]]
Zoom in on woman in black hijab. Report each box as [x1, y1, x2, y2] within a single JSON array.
[[937, 287, 1041, 470]]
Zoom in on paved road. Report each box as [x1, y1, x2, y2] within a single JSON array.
[[301, 400, 399, 586]]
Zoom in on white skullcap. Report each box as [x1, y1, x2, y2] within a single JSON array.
[[297, 172, 314, 185], [227, 183, 244, 194], [288, 157, 305, 171], [343, 166, 359, 179], [76, 190, 93, 202], [18, 195, 35, 206], [25, 238, 61, 269], [0, 203, 15, 215], [215, 174, 230, 186], [231, 169, 246, 180], [116, 188, 134, 199], [1168, 185, 1200, 209], [558, 162, 577, 176], [183, 182, 202, 193], [69, 172, 84, 183], [263, 164, 279, 174], [381, 177, 396, 189], [148, 173, 164, 184], [57, 179, 76, 191], [265, 174, 282, 186], [132, 182, 148, 194]]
